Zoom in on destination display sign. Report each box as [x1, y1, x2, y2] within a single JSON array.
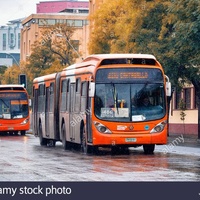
[[96, 68, 163, 83], [0, 92, 27, 99], [108, 72, 148, 79]]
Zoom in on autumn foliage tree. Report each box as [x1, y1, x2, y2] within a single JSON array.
[[26, 23, 78, 77], [25, 22, 80, 95]]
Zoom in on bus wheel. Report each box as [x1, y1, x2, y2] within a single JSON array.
[[13, 131, 18, 136], [143, 144, 155, 154], [39, 123, 47, 146], [81, 127, 92, 154], [21, 131, 26, 136], [47, 140, 56, 147], [9, 132, 14, 136], [62, 124, 70, 150]]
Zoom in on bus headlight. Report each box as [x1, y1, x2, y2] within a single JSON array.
[[150, 120, 167, 133], [93, 121, 112, 134], [21, 118, 29, 125]]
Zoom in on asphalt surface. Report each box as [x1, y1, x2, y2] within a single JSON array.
[[167, 133, 200, 148]]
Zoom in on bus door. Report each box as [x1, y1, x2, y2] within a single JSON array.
[[33, 87, 39, 136], [45, 87, 50, 138], [69, 83, 75, 141], [84, 82, 92, 143]]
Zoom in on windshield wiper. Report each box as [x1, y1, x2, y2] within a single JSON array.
[[111, 83, 119, 114], [0, 99, 9, 108]]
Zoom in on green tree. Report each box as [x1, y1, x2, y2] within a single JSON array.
[[158, 0, 200, 138]]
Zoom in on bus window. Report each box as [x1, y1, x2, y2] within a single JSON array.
[[38, 84, 45, 112], [131, 84, 165, 121], [95, 83, 165, 122], [49, 82, 54, 112], [75, 78, 81, 112], [61, 79, 67, 111], [81, 82, 87, 112]]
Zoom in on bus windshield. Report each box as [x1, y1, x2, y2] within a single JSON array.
[[0, 92, 29, 119], [94, 68, 166, 122]]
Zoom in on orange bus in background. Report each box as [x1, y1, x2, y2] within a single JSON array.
[[0, 85, 30, 135], [32, 54, 171, 154]]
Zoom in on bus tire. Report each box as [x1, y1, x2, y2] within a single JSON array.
[[39, 123, 47, 146], [62, 123, 70, 150], [81, 127, 92, 154], [21, 131, 26, 136], [143, 144, 155, 154], [9, 132, 14, 136]]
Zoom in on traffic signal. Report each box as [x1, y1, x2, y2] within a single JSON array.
[[19, 74, 27, 88]]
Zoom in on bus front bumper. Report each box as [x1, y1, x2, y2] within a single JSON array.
[[92, 131, 167, 146]]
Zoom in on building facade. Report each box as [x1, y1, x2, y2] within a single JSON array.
[[37, 0, 89, 13], [169, 85, 198, 135], [0, 19, 23, 67], [20, 13, 89, 63]]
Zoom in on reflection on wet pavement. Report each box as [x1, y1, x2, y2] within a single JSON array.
[[0, 134, 199, 181]]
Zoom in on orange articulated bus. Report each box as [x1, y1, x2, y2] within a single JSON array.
[[0, 85, 30, 135], [32, 54, 171, 154]]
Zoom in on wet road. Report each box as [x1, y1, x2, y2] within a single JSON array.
[[0, 134, 199, 181]]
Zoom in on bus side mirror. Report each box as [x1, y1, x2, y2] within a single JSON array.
[[89, 82, 95, 97], [29, 99, 32, 107], [166, 81, 171, 97]]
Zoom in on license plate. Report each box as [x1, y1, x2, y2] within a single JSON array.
[[125, 138, 137, 142]]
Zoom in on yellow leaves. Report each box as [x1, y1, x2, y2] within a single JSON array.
[[43, 60, 65, 76], [88, 0, 154, 54], [2, 65, 21, 85]]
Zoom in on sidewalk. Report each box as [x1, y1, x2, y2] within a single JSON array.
[[167, 133, 200, 148]]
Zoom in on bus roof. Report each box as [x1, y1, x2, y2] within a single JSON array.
[[62, 54, 158, 71], [0, 84, 26, 91], [33, 73, 57, 83], [83, 54, 156, 61], [0, 84, 25, 88]]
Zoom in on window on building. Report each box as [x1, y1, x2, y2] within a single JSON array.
[[56, 19, 65, 24], [3, 34, 6, 50], [18, 33, 20, 49], [184, 88, 191, 109], [10, 33, 14, 48], [175, 89, 181, 109], [38, 19, 47, 26], [67, 20, 83, 27], [47, 19, 56, 25], [194, 89, 200, 109], [71, 40, 79, 51]]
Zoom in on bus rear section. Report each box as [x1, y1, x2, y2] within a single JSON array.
[[32, 73, 60, 146], [0, 85, 30, 135]]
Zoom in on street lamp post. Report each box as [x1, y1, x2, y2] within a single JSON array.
[[56, 34, 83, 61], [6, 53, 20, 67]]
